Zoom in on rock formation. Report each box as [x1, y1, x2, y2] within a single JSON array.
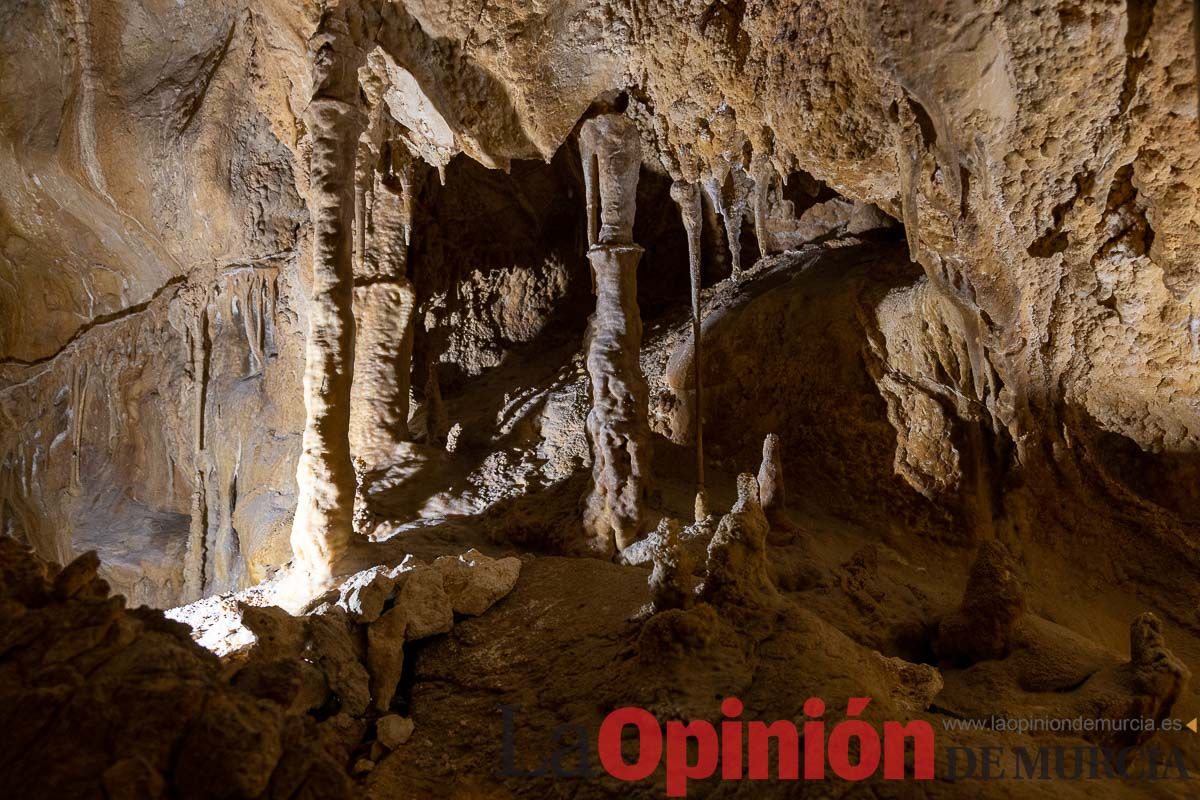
[[3, 1, 1200, 795], [756, 432, 788, 529], [1125, 612, 1191, 734], [349, 142, 419, 469], [647, 517, 694, 613], [701, 473, 778, 612], [669, 179, 706, 494], [579, 114, 652, 554], [0, 538, 354, 799], [935, 540, 1026, 666], [289, 13, 368, 598]]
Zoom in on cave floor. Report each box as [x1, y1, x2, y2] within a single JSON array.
[[330, 245, 1200, 798]]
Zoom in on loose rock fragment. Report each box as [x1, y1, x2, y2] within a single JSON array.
[[433, 549, 521, 616], [376, 714, 415, 749]]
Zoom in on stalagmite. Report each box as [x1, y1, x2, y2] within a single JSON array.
[[349, 142, 418, 469], [702, 473, 777, 611], [289, 17, 367, 597], [756, 433, 788, 529], [1127, 612, 1190, 728], [579, 114, 652, 554], [693, 488, 711, 527], [670, 180, 705, 501], [934, 540, 1025, 666], [648, 518, 694, 613]]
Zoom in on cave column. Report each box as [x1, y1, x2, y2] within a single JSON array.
[[579, 115, 652, 555], [349, 141, 419, 472], [669, 179, 706, 511], [290, 17, 367, 593]]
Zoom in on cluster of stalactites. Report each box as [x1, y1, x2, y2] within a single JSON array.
[[663, 103, 790, 284]]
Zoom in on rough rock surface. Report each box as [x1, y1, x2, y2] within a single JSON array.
[[0, 538, 353, 799], [4, 0, 1199, 611], [2, 0, 1200, 796]]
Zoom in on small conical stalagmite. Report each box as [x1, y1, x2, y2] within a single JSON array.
[[1128, 612, 1189, 724], [934, 540, 1025, 665], [756, 433, 788, 528], [648, 518, 694, 613]]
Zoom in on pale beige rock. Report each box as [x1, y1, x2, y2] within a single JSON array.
[[395, 565, 453, 640], [289, 15, 368, 595], [432, 550, 521, 616], [366, 604, 407, 713], [376, 714, 415, 749], [579, 116, 652, 554], [333, 566, 398, 624], [756, 434, 786, 525]]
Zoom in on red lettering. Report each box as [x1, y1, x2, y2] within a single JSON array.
[[598, 707, 662, 782], [665, 720, 718, 797], [883, 720, 935, 779]]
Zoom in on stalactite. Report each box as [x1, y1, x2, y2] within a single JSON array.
[[183, 297, 211, 601], [704, 165, 753, 282], [69, 361, 90, 495], [750, 152, 776, 259], [579, 114, 652, 555], [424, 362, 449, 448], [396, 147, 416, 248], [669, 179, 705, 496], [894, 98, 924, 265], [289, 13, 368, 596]]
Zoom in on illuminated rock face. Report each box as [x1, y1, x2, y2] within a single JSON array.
[[4, 5, 1200, 797], [0, 0, 1197, 632], [350, 147, 418, 469], [289, 18, 367, 594]]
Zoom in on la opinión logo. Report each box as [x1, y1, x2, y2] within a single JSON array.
[[501, 696, 934, 797]]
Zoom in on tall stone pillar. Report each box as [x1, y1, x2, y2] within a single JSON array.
[[579, 115, 652, 554], [290, 17, 366, 592], [349, 143, 418, 469], [669, 179, 704, 496]]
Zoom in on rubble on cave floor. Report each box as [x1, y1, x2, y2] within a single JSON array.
[[0, 535, 521, 799]]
